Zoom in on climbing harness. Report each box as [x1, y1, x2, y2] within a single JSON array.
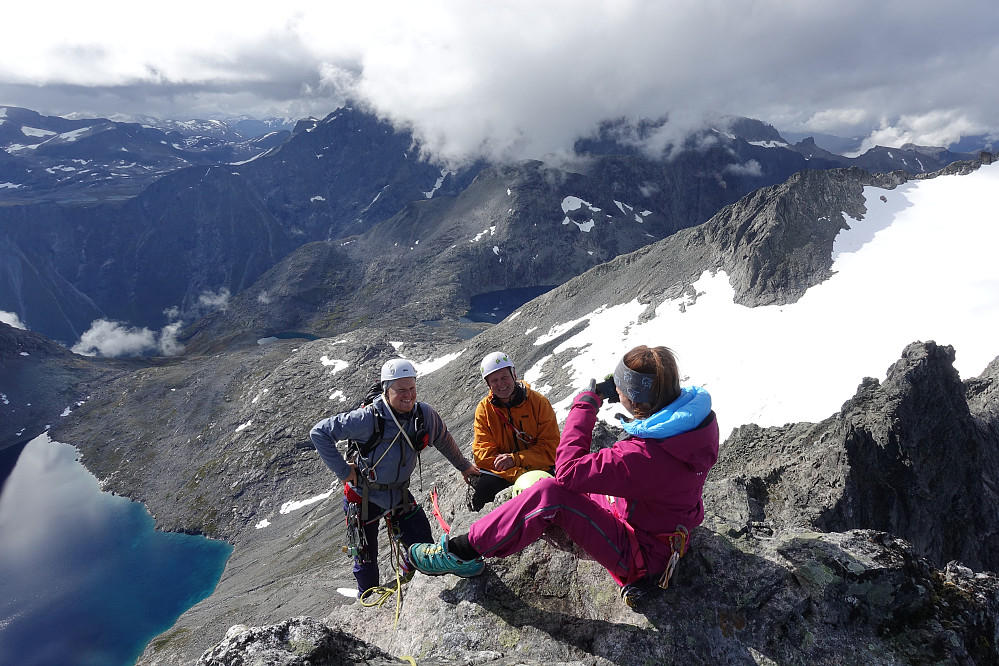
[[347, 398, 428, 521]]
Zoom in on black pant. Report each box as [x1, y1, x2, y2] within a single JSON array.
[[470, 473, 513, 511], [343, 494, 431, 593]]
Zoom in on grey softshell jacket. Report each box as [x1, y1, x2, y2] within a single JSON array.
[[310, 395, 472, 510]]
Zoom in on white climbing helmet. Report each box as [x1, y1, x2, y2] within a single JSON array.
[[480, 351, 514, 380], [381, 358, 418, 383]]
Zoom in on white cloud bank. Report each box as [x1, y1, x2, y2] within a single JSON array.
[[0, 311, 26, 329], [71, 319, 184, 358], [1, 1, 997, 163]]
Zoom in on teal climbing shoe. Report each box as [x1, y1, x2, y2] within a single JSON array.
[[407, 535, 485, 578]]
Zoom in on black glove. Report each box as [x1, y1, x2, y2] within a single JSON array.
[[594, 375, 619, 403], [577, 380, 600, 409]]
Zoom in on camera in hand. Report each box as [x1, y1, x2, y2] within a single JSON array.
[[594, 375, 619, 402]]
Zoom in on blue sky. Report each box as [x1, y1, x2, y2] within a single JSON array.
[[2, 1, 997, 163]]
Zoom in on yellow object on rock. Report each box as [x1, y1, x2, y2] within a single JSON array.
[[512, 470, 553, 496]]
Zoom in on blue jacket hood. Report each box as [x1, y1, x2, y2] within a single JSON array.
[[618, 386, 712, 440]]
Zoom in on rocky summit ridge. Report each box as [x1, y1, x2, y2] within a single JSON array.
[[4, 155, 999, 665], [179, 340, 999, 666]]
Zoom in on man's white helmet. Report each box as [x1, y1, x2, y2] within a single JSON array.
[[381, 358, 418, 383], [480, 351, 514, 380]]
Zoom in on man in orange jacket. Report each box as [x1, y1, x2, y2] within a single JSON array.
[[470, 352, 560, 510]]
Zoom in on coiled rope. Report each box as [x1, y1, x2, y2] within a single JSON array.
[[357, 514, 411, 628]]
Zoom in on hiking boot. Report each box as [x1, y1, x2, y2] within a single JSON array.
[[407, 535, 485, 578], [620, 575, 660, 609]]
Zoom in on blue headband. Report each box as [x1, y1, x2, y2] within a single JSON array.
[[613, 358, 655, 404]]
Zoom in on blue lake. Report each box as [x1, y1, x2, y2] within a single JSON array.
[[0, 434, 232, 666], [464, 285, 557, 323]]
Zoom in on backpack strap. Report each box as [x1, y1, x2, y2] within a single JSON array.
[[349, 404, 385, 458]]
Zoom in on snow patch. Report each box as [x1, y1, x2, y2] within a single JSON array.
[[413, 350, 466, 375], [21, 126, 55, 138], [320, 357, 349, 374], [424, 169, 451, 198], [280, 487, 336, 514], [561, 196, 599, 232], [58, 128, 90, 142], [471, 226, 496, 242]]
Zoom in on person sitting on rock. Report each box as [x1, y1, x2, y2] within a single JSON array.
[[406, 345, 719, 608], [468, 351, 560, 511], [310, 358, 479, 597]]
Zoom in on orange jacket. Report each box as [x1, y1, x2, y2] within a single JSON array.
[[472, 382, 560, 482]]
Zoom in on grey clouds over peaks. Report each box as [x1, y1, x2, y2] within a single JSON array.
[[1, 1, 998, 164]]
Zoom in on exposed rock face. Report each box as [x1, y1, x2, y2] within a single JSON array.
[[0, 105, 465, 344], [195, 532, 999, 666], [196, 617, 402, 666], [712, 341, 999, 572]]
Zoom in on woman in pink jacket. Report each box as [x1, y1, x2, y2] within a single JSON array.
[[408, 344, 719, 606]]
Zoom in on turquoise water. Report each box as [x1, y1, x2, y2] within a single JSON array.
[[0, 435, 232, 666]]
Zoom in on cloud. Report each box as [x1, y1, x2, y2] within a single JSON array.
[[724, 160, 763, 177], [0, 311, 26, 329], [157, 321, 185, 356], [198, 287, 231, 311], [72, 319, 157, 357], [71, 319, 185, 358], [853, 111, 988, 155], [2, 2, 998, 162]]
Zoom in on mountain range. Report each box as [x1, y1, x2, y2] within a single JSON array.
[[1, 104, 986, 351], [1, 103, 998, 664]]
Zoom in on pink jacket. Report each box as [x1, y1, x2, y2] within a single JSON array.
[[556, 392, 719, 568]]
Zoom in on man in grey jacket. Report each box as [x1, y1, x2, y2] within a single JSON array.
[[311, 358, 479, 596]]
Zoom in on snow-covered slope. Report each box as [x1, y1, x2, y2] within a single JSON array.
[[517, 161, 998, 437]]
